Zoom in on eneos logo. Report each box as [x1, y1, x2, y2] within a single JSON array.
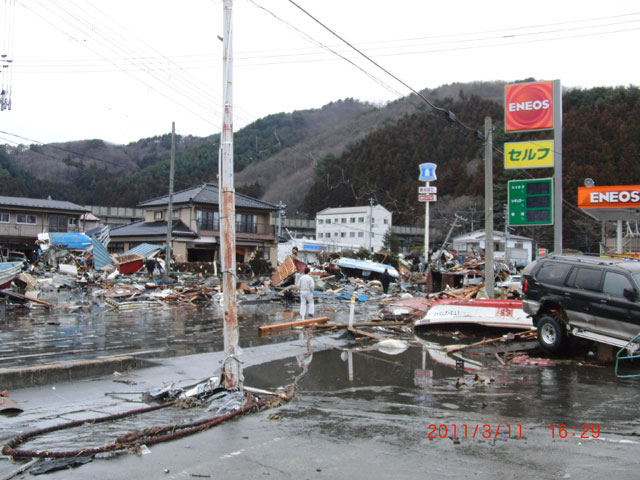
[[505, 81, 553, 132]]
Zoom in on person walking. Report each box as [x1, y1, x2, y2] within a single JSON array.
[[381, 268, 392, 294], [298, 267, 315, 320]]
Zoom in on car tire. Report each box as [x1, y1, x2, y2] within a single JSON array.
[[537, 315, 567, 354]]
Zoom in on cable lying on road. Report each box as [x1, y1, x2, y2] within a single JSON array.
[[2, 330, 314, 460]]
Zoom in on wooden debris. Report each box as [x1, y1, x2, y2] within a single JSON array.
[[347, 327, 387, 341], [259, 317, 330, 332], [444, 330, 537, 353]]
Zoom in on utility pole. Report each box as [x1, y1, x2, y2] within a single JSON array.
[[277, 201, 286, 240], [164, 122, 175, 284], [369, 198, 374, 252], [504, 204, 510, 264], [220, 0, 241, 390], [484, 117, 494, 298]]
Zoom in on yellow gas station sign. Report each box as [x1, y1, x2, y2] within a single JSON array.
[[504, 140, 554, 169]]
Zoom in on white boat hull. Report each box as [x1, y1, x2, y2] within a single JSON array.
[[415, 298, 533, 330]]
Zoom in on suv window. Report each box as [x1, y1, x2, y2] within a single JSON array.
[[566, 267, 602, 292], [535, 262, 572, 286], [602, 272, 633, 298]]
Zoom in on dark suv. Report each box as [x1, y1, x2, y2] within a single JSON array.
[[522, 254, 640, 353]]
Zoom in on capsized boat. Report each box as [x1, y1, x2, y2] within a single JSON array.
[[330, 257, 400, 278], [414, 298, 533, 330], [114, 254, 144, 275], [0, 261, 23, 289]]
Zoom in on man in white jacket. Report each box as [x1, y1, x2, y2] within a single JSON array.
[[297, 267, 315, 320]]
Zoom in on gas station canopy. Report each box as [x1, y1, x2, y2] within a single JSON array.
[[578, 185, 640, 222]]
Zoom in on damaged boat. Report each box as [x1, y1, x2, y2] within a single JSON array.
[[414, 298, 533, 330], [0, 261, 23, 289]]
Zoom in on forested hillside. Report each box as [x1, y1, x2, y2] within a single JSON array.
[[302, 85, 640, 251], [2, 82, 639, 251]]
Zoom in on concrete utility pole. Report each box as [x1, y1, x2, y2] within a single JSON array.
[[484, 117, 494, 298], [220, 0, 241, 390], [369, 198, 374, 251], [164, 122, 175, 284]]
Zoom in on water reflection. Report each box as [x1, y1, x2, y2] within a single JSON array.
[[243, 338, 640, 433], [0, 301, 341, 368]]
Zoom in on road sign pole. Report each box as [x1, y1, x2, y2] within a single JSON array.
[[424, 181, 429, 264]]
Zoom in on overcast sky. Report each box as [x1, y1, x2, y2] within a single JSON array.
[[1, 0, 638, 146]]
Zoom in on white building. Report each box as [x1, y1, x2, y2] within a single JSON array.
[[315, 205, 392, 252], [451, 230, 534, 267]]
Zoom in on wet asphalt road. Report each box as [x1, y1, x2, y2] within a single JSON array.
[[1, 294, 640, 478]]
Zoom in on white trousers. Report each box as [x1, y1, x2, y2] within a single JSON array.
[[300, 291, 314, 318]]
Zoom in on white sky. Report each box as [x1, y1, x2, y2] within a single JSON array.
[[1, 0, 638, 145]]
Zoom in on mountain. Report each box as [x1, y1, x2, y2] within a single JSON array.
[[2, 81, 639, 252]]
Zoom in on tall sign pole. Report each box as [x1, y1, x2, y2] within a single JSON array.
[[552, 79, 563, 253], [504, 80, 561, 251], [220, 0, 241, 390]]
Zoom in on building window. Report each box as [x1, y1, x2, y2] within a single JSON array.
[[350, 217, 355, 223], [0, 213, 9, 223], [69, 217, 78, 226], [318, 219, 324, 225], [172, 210, 179, 219], [325, 218, 331, 224], [341, 232, 346, 238], [358, 232, 364, 238], [236, 213, 258, 233], [358, 217, 364, 223], [335, 218, 339, 223], [198, 210, 219, 230], [370, 218, 375, 224], [514, 242, 523, 249], [155, 211, 163, 220], [334, 232, 339, 237], [383, 219, 389, 225], [17, 214, 37, 224], [341, 218, 346, 223], [350, 232, 355, 238]]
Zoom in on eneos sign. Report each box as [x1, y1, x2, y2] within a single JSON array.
[[505, 81, 554, 132], [578, 185, 640, 209]]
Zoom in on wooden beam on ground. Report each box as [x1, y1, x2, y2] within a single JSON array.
[[0, 290, 53, 308], [315, 321, 406, 329], [259, 317, 330, 332], [347, 327, 387, 341]]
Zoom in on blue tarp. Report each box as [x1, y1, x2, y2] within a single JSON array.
[[47, 232, 92, 250]]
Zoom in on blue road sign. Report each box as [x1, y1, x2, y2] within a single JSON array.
[[419, 163, 437, 182]]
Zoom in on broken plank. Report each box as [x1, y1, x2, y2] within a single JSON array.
[[347, 327, 387, 341], [259, 317, 330, 332], [0, 289, 53, 308]]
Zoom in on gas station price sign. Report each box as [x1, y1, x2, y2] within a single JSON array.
[[508, 178, 553, 226]]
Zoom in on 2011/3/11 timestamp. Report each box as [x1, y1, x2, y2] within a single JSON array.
[[549, 424, 600, 439]]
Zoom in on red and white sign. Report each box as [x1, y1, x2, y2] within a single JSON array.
[[505, 81, 554, 132], [418, 194, 437, 202], [418, 186, 437, 194], [578, 185, 640, 209], [538, 248, 547, 257]]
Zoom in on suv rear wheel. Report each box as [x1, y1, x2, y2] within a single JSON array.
[[537, 315, 567, 353]]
